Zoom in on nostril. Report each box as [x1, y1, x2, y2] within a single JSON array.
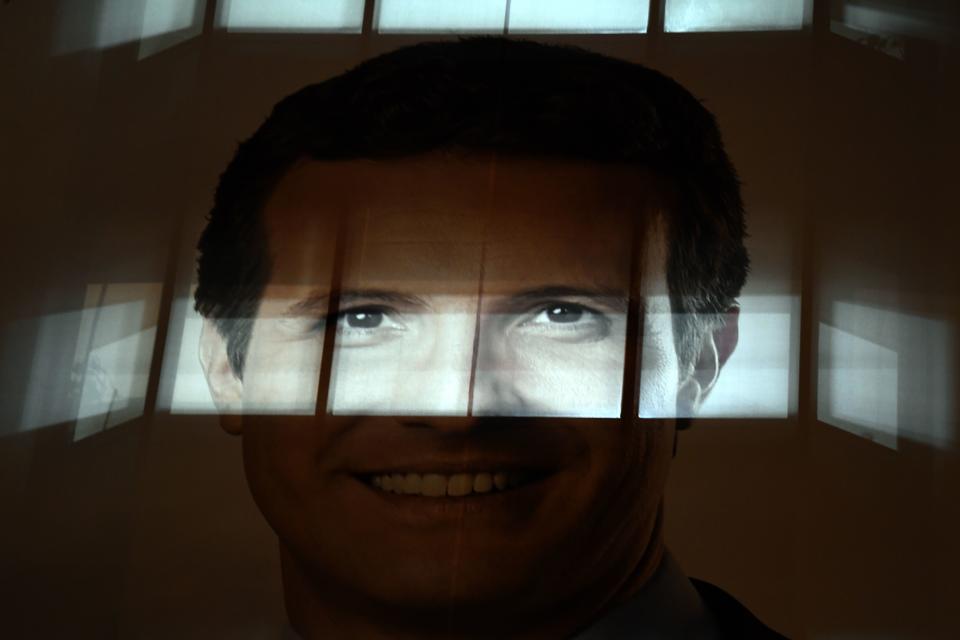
[[399, 420, 432, 429], [397, 415, 483, 432]]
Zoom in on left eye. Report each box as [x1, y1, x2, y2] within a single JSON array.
[[517, 302, 610, 342], [344, 310, 384, 328], [335, 306, 407, 347]]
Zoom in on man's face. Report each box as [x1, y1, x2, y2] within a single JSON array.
[[212, 156, 680, 618]]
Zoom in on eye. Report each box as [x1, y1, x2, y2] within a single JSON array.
[[516, 302, 611, 342], [344, 309, 384, 329], [334, 305, 407, 347], [543, 304, 584, 324]]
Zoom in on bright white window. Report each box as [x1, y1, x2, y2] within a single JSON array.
[[375, 0, 508, 33], [376, 0, 650, 34], [665, 0, 807, 33], [507, 0, 649, 34], [218, 0, 366, 33]]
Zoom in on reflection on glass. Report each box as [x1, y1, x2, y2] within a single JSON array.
[[831, 0, 959, 44], [11, 283, 160, 438], [375, 0, 508, 34], [217, 0, 365, 33], [818, 301, 955, 450], [818, 323, 898, 449], [507, 0, 649, 34], [54, 0, 205, 58], [664, 0, 807, 33], [73, 283, 160, 440]]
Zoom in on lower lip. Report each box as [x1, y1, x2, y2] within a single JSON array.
[[344, 473, 557, 527]]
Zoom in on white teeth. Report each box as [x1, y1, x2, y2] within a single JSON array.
[[421, 473, 446, 497], [473, 472, 493, 494], [367, 470, 536, 497], [447, 473, 472, 497], [402, 473, 421, 495]]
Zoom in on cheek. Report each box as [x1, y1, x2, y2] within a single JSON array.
[[638, 313, 680, 418], [481, 333, 626, 417], [238, 416, 336, 558]]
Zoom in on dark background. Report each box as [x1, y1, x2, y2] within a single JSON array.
[[1, 1, 958, 637]]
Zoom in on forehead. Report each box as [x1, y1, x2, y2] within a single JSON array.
[[261, 155, 666, 292]]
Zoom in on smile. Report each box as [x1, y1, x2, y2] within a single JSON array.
[[366, 471, 539, 497]]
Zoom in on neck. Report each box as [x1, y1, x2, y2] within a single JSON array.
[[280, 508, 709, 639], [574, 551, 718, 639]]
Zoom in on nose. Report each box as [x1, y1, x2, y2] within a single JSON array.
[[393, 305, 479, 415], [470, 316, 537, 416]]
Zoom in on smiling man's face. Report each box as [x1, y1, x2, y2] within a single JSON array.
[[201, 155, 682, 633]]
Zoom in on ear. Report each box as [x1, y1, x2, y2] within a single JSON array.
[[677, 306, 740, 416], [199, 318, 244, 434]]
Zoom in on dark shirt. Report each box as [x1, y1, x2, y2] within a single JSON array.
[[691, 579, 788, 639], [576, 578, 788, 639]]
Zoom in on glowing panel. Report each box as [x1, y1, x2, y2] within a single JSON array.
[[507, 0, 649, 33], [375, 0, 508, 33], [54, 0, 204, 56], [139, 0, 201, 39], [818, 323, 898, 449], [218, 0, 365, 32], [95, 0, 200, 46], [818, 302, 956, 450], [12, 284, 160, 437], [72, 284, 161, 440], [665, 0, 806, 32], [836, 1, 955, 42]]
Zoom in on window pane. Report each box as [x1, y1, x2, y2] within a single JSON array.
[[375, 0, 508, 33], [218, 0, 366, 33], [665, 0, 806, 32], [507, 0, 649, 33]]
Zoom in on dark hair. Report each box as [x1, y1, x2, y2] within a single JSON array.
[[195, 37, 748, 380]]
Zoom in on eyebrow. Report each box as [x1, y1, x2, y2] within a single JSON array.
[[285, 289, 430, 316]]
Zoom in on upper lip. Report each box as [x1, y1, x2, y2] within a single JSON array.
[[333, 417, 586, 476], [350, 459, 555, 476]]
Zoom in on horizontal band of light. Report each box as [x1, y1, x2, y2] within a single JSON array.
[[162, 293, 795, 420]]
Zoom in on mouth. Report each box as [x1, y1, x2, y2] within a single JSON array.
[[362, 470, 549, 498]]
